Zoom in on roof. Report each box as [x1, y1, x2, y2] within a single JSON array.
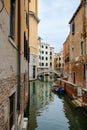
[[69, 0, 82, 24]]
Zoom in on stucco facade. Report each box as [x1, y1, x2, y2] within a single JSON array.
[[55, 51, 64, 73], [29, 0, 39, 80], [54, 53, 58, 70], [38, 41, 50, 71], [0, 0, 29, 129]]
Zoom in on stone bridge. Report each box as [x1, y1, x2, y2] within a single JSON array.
[[37, 69, 61, 77]]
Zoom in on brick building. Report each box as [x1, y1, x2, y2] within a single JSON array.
[[63, 35, 70, 79], [0, 0, 30, 129], [69, 0, 87, 88]]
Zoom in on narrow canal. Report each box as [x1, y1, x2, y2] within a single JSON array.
[[28, 79, 87, 130]]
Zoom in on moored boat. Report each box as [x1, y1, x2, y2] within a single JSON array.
[[52, 83, 65, 94]]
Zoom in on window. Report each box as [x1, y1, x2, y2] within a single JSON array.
[[26, 12, 29, 28], [50, 62, 52, 66], [59, 63, 61, 67], [42, 45, 44, 48], [46, 51, 48, 54], [50, 56, 52, 60], [50, 52, 52, 55], [24, 32, 28, 60], [42, 63, 44, 66], [46, 57, 48, 60], [10, 0, 16, 40], [9, 93, 15, 130], [72, 48, 74, 58], [33, 66, 35, 78], [46, 46, 48, 49], [81, 42, 84, 55], [72, 22, 75, 35], [46, 63, 48, 66]]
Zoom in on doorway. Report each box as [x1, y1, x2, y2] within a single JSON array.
[[33, 66, 36, 78]]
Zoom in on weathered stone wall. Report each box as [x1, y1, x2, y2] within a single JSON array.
[[0, 7, 29, 129], [0, 76, 17, 130], [29, 53, 38, 80]]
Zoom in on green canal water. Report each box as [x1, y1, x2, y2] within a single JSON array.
[[28, 80, 87, 130]]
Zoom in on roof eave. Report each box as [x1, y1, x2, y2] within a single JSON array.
[[69, 1, 82, 24]]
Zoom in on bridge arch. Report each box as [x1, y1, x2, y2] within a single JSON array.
[[37, 69, 61, 77]]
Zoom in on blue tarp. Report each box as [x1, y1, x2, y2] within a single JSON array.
[[57, 85, 62, 93]]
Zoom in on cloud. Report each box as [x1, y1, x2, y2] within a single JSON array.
[[38, 0, 81, 52]]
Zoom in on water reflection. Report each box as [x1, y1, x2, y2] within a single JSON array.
[[28, 80, 69, 130], [29, 80, 54, 130], [30, 80, 53, 110], [38, 74, 57, 82], [28, 80, 87, 130], [63, 96, 87, 130]]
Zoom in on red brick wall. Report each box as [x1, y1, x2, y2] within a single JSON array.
[[65, 83, 77, 98], [63, 35, 70, 75], [57, 79, 77, 98]]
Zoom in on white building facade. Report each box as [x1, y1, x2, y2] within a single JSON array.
[[38, 42, 50, 71], [37, 39, 54, 74]]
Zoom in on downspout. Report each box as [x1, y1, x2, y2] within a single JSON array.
[[27, 0, 30, 128], [17, 0, 21, 111], [28, 0, 30, 100]]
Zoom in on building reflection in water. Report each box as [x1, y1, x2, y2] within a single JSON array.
[[63, 95, 87, 130], [28, 80, 54, 130]]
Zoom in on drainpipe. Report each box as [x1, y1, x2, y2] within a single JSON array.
[[17, 0, 21, 111], [27, 0, 30, 128], [28, 0, 30, 98]]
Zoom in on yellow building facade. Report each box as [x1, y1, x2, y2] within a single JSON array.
[[29, 0, 39, 80]]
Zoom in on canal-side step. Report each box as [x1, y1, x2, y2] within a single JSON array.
[[72, 98, 82, 107]]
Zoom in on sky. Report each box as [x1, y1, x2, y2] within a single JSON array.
[[38, 0, 81, 52]]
